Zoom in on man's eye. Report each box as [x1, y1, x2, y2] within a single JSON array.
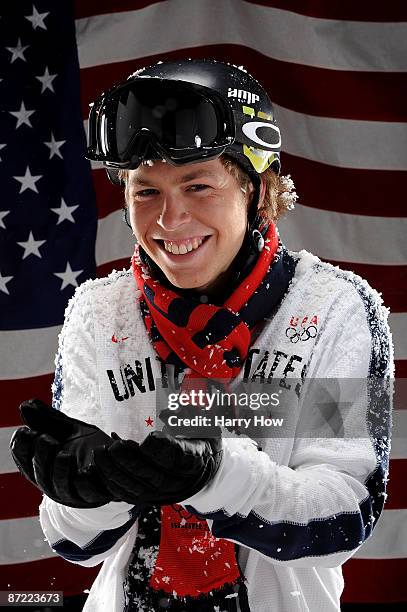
[[135, 189, 158, 197], [188, 184, 210, 192]]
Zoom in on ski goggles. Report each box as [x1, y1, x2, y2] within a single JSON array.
[[85, 78, 281, 169]]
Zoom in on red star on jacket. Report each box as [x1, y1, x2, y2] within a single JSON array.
[[145, 416, 154, 427]]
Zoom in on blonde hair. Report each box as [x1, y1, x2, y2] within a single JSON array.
[[118, 155, 297, 221]]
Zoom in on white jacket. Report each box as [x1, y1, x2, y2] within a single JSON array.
[[39, 248, 394, 612]]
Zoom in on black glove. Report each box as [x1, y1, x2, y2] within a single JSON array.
[[10, 399, 117, 508], [92, 426, 223, 506]]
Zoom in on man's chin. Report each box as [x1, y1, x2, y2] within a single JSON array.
[[163, 272, 212, 291]]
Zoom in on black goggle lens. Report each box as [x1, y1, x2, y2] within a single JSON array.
[[99, 81, 228, 163]]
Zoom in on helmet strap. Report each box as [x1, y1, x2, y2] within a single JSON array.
[[227, 179, 268, 287], [123, 207, 132, 229]]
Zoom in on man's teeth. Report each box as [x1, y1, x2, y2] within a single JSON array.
[[163, 237, 205, 254]]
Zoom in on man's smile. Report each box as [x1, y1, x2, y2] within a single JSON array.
[[154, 235, 212, 258]]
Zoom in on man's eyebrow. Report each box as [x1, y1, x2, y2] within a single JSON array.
[[177, 169, 218, 183], [130, 169, 218, 187], [130, 177, 154, 186]]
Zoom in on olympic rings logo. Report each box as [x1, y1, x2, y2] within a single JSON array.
[[285, 325, 317, 343]]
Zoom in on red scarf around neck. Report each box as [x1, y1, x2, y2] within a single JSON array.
[[129, 223, 279, 606]]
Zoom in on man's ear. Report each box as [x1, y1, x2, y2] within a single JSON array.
[[247, 177, 266, 209]]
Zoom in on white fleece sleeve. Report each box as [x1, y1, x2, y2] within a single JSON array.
[[39, 283, 140, 567], [180, 281, 394, 568]]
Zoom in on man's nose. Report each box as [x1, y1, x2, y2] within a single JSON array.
[[156, 193, 192, 231]]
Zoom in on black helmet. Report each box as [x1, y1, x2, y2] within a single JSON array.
[[86, 58, 281, 194]]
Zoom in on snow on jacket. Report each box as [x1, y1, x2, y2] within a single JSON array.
[[39, 248, 394, 612]]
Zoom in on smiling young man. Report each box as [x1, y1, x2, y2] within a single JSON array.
[[126, 159, 254, 295], [10, 59, 393, 612]]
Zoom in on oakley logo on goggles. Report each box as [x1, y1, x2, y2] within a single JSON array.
[[86, 78, 280, 169]]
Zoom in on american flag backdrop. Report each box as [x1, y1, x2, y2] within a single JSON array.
[[1, 0, 406, 606]]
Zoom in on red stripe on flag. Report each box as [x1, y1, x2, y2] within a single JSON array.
[[320, 260, 407, 314], [0, 474, 42, 520], [74, 0, 407, 25], [74, 0, 161, 19], [96, 257, 131, 279], [93, 170, 124, 219], [395, 360, 407, 379], [342, 558, 407, 602], [386, 460, 407, 509], [0, 557, 99, 596], [0, 375, 54, 428], [243, 0, 407, 22], [394, 378, 407, 411], [282, 154, 407, 218], [79, 46, 407, 122]]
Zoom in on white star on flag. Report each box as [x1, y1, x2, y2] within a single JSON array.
[[9, 101, 35, 129], [6, 38, 29, 63], [36, 67, 57, 93], [13, 166, 43, 194], [0, 144, 6, 161], [0, 211, 10, 229], [0, 271, 13, 295], [44, 133, 66, 159], [25, 6, 49, 30], [17, 231, 46, 259], [50, 198, 78, 224], [54, 262, 83, 290]]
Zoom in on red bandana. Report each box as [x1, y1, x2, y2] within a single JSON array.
[[130, 223, 279, 605]]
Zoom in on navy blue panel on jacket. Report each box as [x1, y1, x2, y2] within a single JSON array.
[[52, 505, 142, 562]]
